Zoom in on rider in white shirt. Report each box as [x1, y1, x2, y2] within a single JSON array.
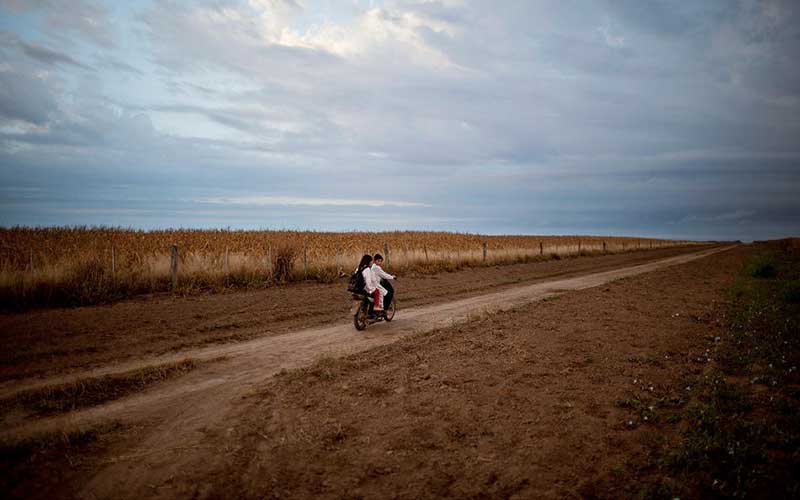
[[362, 259, 386, 312], [371, 253, 394, 311]]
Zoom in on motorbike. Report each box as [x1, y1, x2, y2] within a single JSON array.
[[352, 289, 396, 331]]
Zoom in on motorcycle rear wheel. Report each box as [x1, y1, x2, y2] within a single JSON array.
[[354, 302, 369, 331]]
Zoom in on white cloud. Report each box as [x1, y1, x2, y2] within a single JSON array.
[[273, 6, 460, 66]]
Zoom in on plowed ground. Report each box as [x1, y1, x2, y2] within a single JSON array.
[[0, 245, 744, 499], [0, 246, 711, 383], [183, 246, 743, 499]]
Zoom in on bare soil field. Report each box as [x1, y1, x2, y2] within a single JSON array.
[[0, 245, 712, 384], [7, 243, 795, 499], [143, 245, 748, 499]]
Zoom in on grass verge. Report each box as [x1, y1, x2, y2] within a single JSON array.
[[0, 420, 124, 497], [3, 359, 199, 416], [617, 240, 800, 498]]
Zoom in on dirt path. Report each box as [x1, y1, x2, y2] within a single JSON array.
[[1, 245, 734, 499]]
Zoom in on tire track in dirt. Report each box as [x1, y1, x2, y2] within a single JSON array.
[[2, 246, 734, 499]]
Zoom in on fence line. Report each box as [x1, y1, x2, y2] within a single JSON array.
[[11, 238, 704, 289]]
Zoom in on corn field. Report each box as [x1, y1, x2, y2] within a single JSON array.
[[0, 227, 703, 309]]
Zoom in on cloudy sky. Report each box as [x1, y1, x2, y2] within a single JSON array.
[[0, 0, 798, 240]]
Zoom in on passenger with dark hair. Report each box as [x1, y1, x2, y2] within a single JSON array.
[[359, 254, 385, 313], [348, 254, 372, 296], [356, 254, 373, 276]]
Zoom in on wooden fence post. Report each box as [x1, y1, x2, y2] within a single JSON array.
[[482, 242, 487, 262], [384, 242, 389, 265], [603, 241, 607, 253], [303, 241, 308, 278], [539, 242, 543, 255], [224, 247, 230, 275], [336, 246, 341, 274], [170, 245, 178, 290], [424, 245, 429, 262]]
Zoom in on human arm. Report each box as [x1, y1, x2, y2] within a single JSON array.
[[372, 264, 394, 280]]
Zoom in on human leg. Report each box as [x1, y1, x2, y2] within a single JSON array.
[[381, 279, 394, 309]]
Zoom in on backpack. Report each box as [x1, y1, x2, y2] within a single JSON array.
[[348, 268, 366, 293]]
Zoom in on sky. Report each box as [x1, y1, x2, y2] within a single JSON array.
[[0, 0, 798, 241]]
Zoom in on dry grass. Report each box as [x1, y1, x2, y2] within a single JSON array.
[[2, 359, 199, 416], [0, 227, 703, 309], [0, 420, 125, 497], [0, 421, 123, 461]]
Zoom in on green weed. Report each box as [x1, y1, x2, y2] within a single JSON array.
[[665, 242, 800, 496], [746, 253, 777, 279]]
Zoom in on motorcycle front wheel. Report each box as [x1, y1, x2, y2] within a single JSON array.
[[354, 301, 369, 331], [384, 300, 396, 322]]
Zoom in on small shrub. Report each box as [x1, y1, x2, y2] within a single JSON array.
[[271, 245, 297, 282], [615, 398, 641, 409], [67, 259, 115, 305], [747, 255, 777, 279]]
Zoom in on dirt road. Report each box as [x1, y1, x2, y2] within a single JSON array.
[[1, 245, 734, 499]]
